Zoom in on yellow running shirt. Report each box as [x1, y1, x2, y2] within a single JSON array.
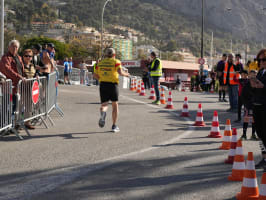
[[95, 58, 122, 84]]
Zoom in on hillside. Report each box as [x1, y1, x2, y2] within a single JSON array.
[[5, 0, 265, 57]]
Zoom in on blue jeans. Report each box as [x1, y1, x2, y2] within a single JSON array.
[[151, 76, 160, 101], [228, 85, 238, 109]]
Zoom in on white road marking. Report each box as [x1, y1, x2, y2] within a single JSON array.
[[1, 92, 195, 200]]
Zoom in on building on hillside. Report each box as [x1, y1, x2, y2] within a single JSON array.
[[67, 30, 101, 46], [31, 22, 49, 32], [112, 39, 133, 60], [135, 45, 159, 59], [174, 49, 197, 63]]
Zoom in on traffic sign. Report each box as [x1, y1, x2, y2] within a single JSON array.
[[198, 58, 205, 65], [32, 81, 39, 104]]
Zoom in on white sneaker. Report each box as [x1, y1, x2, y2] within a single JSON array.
[[111, 125, 120, 133]]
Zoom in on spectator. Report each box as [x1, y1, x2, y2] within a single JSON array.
[[223, 53, 240, 112], [240, 70, 257, 140], [175, 75, 181, 91], [235, 54, 244, 72], [64, 57, 70, 84], [249, 58, 259, 72], [195, 73, 201, 91], [79, 60, 88, 85], [205, 74, 212, 92], [32, 44, 42, 75], [200, 73, 206, 92], [142, 71, 150, 89], [235, 70, 248, 123], [68, 57, 73, 82], [22, 49, 36, 130], [216, 53, 227, 102], [39, 43, 55, 77], [250, 49, 266, 169], [210, 70, 216, 91]]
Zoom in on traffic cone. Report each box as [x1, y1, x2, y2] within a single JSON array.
[[149, 85, 156, 100], [136, 80, 141, 93], [225, 128, 238, 164], [133, 79, 137, 91], [228, 140, 245, 181], [140, 82, 146, 96], [130, 78, 135, 91], [259, 172, 266, 200], [219, 119, 233, 150], [180, 97, 190, 117], [236, 152, 259, 200], [165, 90, 174, 109], [181, 82, 185, 92], [160, 88, 166, 104], [208, 111, 222, 138], [193, 104, 205, 126], [210, 84, 214, 93]]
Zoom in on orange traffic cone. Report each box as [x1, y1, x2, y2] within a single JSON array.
[[181, 82, 185, 92], [149, 85, 156, 100], [130, 78, 135, 91], [140, 82, 146, 96], [228, 140, 245, 181], [208, 111, 222, 138], [194, 104, 205, 126], [160, 88, 166, 104], [259, 172, 266, 200], [136, 80, 141, 93], [236, 152, 259, 200], [225, 128, 238, 164], [133, 79, 137, 91], [165, 90, 174, 109], [180, 97, 190, 117], [219, 119, 233, 150]]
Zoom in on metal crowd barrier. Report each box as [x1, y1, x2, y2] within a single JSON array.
[[0, 80, 13, 134], [15, 77, 48, 136], [57, 65, 65, 81]]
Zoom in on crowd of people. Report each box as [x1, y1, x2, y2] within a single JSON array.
[[0, 40, 56, 130]]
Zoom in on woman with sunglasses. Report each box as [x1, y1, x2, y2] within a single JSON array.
[[250, 49, 266, 169], [22, 49, 37, 130]]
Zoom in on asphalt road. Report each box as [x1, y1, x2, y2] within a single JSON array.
[[0, 85, 263, 200]]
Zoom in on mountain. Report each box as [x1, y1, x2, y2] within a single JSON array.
[[6, 0, 266, 56]]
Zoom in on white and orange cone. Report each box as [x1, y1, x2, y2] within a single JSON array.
[[180, 97, 189, 117], [208, 111, 222, 138], [136, 80, 141, 93], [236, 152, 259, 200], [160, 88, 166, 104], [225, 128, 238, 164], [181, 82, 185, 92], [228, 140, 245, 181], [193, 104, 205, 126], [259, 172, 266, 200], [139, 82, 146, 96], [165, 90, 174, 109], [130, 78, 135, 91], [219, 119, 232, 150], [149, 85, 156, 100]]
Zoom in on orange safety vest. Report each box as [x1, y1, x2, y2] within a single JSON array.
[[223, 62, 240, 85]]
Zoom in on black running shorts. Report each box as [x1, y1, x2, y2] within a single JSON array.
[[100, 82, 119, 103]]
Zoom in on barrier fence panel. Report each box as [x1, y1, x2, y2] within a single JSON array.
[[46, 72, 57, 114], [0, 80, 12, 133], [15, 77, 48, 135], [56, 65, 64, 82], [70, 68, 80, 85]]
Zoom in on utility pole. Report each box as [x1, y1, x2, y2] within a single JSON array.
[[0, 0, 4, 56], [210, 31, 213, 70], [201, 0, 204, 60]]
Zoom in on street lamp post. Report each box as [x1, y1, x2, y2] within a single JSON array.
[[0, 0, 4, 56], [100, 0, 112, 58], [199, 0, 204, 74]]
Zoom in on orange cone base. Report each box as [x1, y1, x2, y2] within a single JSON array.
[[130, 88, 135, 91], [208, 132, 222, 138], [140, 93, 146, 96], [219, 144, 231, 150], [236, 190, 259, 200], [180, 113, 190, 117], [194, 121, 206, 126], [166, 105, 174, 109], [149, 96, 156, 100], [228, 171, 244, 182], [225, 156, 234, 164], [160, 100, 166, 104]]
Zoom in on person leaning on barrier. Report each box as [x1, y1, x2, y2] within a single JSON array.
[[39, 43, 55, 78], [93, 48, 130, 133], [32, 44, 42, 75]]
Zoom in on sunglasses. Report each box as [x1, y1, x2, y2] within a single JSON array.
[[258, 58, 266, 63], [24, 55, 32, 58]]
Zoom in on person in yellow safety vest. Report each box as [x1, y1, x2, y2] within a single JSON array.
[[148, 52, 162, 105], [249, 58, 259, 72], [223, 53, 240, 112], [93, 48, 130, 132]]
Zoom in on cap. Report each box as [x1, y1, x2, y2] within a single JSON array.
[[105, 48, 115, 56], [32, 44, 42, 51], [47, 43, 55, 48]]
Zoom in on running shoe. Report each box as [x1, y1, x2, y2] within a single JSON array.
[[111, 125, 120, 133], [240, 135, 247, 140], [98, 111, 106, 128]]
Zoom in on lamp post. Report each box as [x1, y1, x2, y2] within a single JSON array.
[[199, 0, 204, 75], [0, 0, 4, 56], [100, 0, 112, 58]]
